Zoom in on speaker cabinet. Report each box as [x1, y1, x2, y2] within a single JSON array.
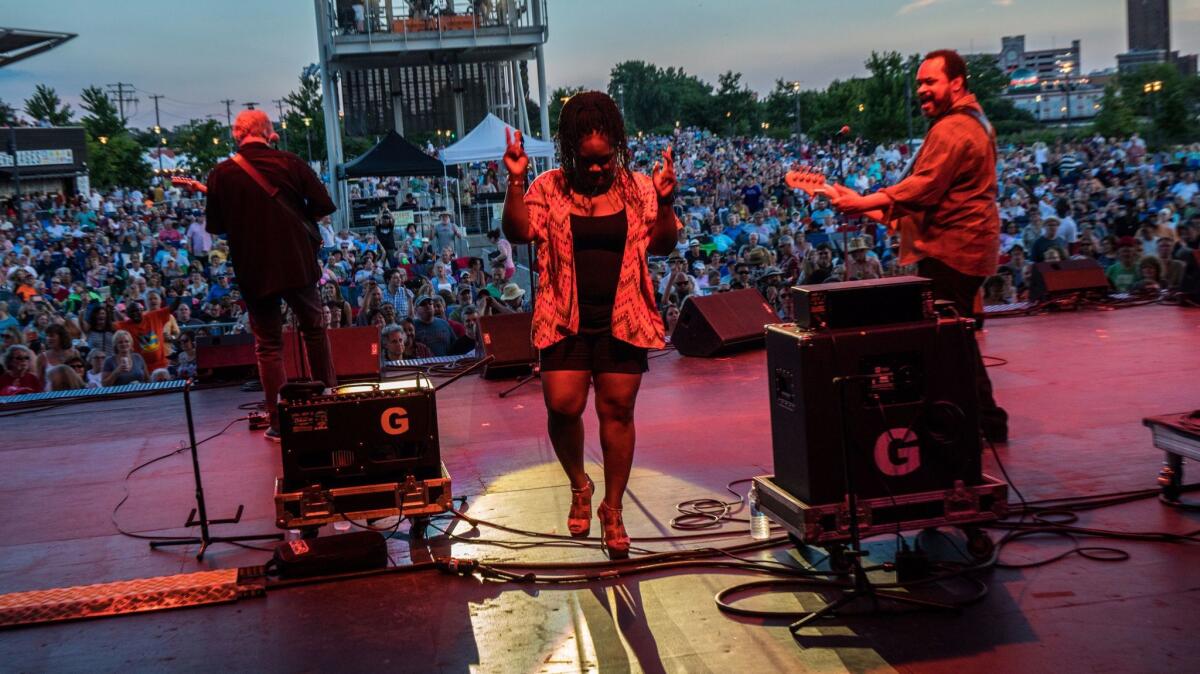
[[478, 312, 535, 379], [671, 289, 778, 357], [766, 319, 982, 505], [1028, 258, 1109, 300], [196, 332, 256, 369], [285, 326, 381, 382]]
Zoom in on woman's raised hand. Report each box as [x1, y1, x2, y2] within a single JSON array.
[[504, 128, 529, 179]]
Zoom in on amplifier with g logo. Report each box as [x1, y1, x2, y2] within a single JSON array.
[[765, 319, 982, 505], [278, 376, 442, 491]]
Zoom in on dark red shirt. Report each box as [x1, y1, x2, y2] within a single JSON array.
[[205, 143, 336, 300], [882, 94, 1000, 278]]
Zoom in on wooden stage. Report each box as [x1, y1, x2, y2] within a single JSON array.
[[1, 303, 1198, 673]]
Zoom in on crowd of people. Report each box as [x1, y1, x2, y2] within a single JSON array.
[[3, 129, 1199, 395]]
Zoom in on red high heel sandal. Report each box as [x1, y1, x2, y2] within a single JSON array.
[[568, 476, 594, 538], [597, 501, 630, 560]]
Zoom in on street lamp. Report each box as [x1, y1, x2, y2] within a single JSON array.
[[790, 80, 803, 139], [1058, 59, 1075, 126], [302, 116, 313, 162], [98, 136, 108, 145], [857, 103, 865, 113], [212, 136, 220, 145], [1143, 80, 1164, 141]]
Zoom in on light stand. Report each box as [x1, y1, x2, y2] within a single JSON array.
[[150, 380, 284, 560], [788, 375, 954, 633]]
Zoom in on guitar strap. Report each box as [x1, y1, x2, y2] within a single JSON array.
[[231, 153, 322, 244]]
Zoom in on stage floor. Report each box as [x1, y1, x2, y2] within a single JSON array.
[[2, 304, 1199, 673]]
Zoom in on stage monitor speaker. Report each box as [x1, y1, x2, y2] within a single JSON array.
[[478, 312, 535, 379], [671, 288, 777, 357], [196, 332, 256, 370], [285, 326, 381, 382], [766, 319, 982, 505], [1028, 258, 1109, 301]]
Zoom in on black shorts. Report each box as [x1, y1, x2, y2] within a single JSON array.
[[539, 332, 648, 374]]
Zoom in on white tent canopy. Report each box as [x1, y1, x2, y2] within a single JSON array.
[[439, 113, 555, 165]]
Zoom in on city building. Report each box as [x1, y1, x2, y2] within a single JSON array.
[[1116, 0, 1197, 75], [977, 35, 1102, 124], [996, 35, 1081, 80]]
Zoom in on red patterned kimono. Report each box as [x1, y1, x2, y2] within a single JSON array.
[[522, 169, 680, 350]]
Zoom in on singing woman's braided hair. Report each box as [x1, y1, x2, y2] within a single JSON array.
[[556, 91, 642, 208]]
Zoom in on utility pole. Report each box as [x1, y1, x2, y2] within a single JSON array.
[[106, 82, 138, 125], [273, 99, 289, 151], [149, 93, 165, 175], [242, 101, 259, 110], [221, 99, 236, 140]]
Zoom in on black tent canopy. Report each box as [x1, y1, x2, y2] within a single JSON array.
[[341, 131, 445, 178]]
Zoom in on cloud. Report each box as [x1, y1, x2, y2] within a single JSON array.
[[898, 0, 942, 14], [993, 0, 1014, 6]]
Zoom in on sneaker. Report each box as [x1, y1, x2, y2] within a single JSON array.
[[264, 427, 281, 443]]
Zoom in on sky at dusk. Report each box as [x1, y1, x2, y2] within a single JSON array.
[[3, 0, 1200, 131]]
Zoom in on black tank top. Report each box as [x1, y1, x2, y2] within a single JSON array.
[[570, 209, 628, 333]]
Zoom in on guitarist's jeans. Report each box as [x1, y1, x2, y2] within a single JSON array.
[[917, 257, 1009, 443], [245, 285, 338, 431]]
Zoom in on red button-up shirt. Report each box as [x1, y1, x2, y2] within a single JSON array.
[[882, 94, 1000, 278]]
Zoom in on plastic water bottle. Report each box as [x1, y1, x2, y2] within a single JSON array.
[[749, 484, 771, 540]]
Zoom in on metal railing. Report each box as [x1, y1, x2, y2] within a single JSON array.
[[326, 0, 546, 42]]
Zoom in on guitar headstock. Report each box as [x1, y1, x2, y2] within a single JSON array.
[[785, 166, 830, 196], [170, 176, 206, 193]]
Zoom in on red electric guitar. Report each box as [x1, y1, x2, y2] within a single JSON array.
[[171, 176, 207, 194]]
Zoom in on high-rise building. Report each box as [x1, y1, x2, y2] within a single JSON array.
[[1128, 0, 1170, 52]]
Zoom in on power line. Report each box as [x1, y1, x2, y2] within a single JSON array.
[[106, 82, 138, 125]]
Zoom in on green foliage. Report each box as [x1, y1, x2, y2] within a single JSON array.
[[282, 66, 327, 162], [85, 133, 150, 190], [0, 98, 16, 126], [1092, 83, 1137, 138], [79, 86, 124, 137], [549, 86, 586, 136], [173, 118, 232, 178], [24, 84, 74, 126], [607, 61, 715, 134]]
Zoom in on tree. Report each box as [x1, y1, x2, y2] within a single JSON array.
[[860, 51, 912, 142], [549, 85, 586, 136], [79, 86, 125, 138], [1092, 83, 1137, 139], [712, 71, 758, 136], [24, 84, 73, 126], [173, 118, 232, 178], [0, 98, 16, 126], [283, 65, 327, 163], [85, 133, 150, 190]]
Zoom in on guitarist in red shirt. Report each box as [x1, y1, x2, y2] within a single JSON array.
[[204, 110, 338, 441], [821, 49, 1008, 443]]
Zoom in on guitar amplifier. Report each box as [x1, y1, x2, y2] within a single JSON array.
[[278, 375, 441, 491], [766, 319, 982, 505], [791, 276, 934, 330]]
